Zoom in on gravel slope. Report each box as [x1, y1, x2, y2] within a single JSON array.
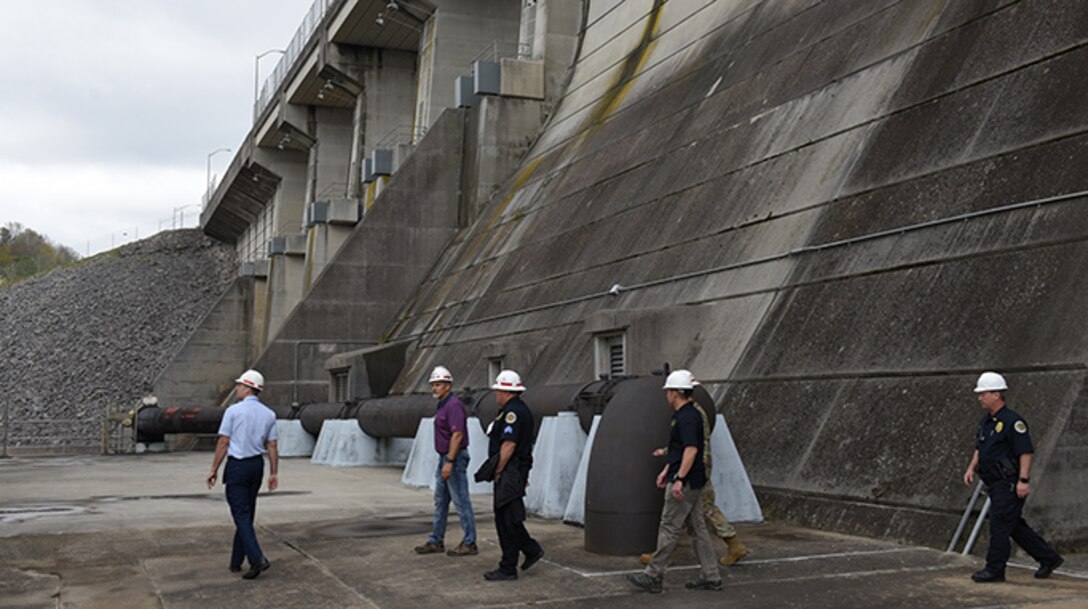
[[0, 229, 237, 451]]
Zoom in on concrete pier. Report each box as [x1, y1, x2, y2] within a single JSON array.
[[526, 413, 586, 519]]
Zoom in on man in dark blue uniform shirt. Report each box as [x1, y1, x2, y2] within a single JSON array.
[[483, 369, 544, 581], [628, 370, 721, 593], [962, 372, 1063, 583]]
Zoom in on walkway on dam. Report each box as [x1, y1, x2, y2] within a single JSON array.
[[2, 453, 1087, 609]]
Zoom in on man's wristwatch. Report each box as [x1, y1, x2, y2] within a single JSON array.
[[670, 474, 685, 483], [1019, 477, 1030, 483]]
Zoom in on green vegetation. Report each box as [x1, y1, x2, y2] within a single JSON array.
[[0, 222, 80, 287]]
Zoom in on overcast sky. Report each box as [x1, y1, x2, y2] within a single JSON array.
[[0, 0, 309, 256]]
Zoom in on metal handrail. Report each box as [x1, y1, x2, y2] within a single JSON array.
[[472, 39, 532, 64], [256, 0, 329, 118], [375, 124, 429, 148], [963, 496, 992, 556], [947, 480, 984, 552]]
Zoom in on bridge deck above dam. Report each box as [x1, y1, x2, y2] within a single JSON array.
[[2, 454, 1086, 609]]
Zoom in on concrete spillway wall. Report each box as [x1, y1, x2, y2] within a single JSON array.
[[383, 0, 1088, 548]]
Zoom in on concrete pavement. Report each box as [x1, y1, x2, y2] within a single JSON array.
[[2, 453, 1086, 608]]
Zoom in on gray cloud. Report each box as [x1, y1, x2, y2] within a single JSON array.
[[0, 0, 311, 253]]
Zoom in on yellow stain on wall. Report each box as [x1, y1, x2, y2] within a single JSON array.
[[584, 0, 666, 130]]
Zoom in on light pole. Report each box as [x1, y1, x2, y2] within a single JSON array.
[[206, 147, 231, 206], [253, 49, 285, 122]]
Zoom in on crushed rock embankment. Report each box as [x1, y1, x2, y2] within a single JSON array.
[[0, 229, 236, 451]]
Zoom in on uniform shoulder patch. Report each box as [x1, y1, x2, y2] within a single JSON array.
[[995, 421, 1004, 433], [505, 411, 517, 424], [503, 425, 514, 435], [1014, 420, 1027, 434]]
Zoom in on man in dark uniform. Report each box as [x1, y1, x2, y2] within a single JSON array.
[[628, 369, 721, 593], [483, 369, 544, 581], [963, 371, 1063, 583]]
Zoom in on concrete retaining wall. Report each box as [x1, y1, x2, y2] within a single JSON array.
[[250, 109, 466, 406]]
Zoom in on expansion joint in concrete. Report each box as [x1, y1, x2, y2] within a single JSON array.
[[263, 525, 382, 609]]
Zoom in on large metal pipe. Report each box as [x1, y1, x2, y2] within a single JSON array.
[[136, 405, 226, 443], [356, 395, 435, 438], [584, 377, 716, 555], [298, 402, 360, 437], [471, 383, 586, 436]]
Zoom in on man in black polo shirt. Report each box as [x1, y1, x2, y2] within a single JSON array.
[[483, 369, 544, 581], [628, 370, 722, 593], [962, 371, 1062, 583]]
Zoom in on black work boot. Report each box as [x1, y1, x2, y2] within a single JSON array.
[[1035, 556, 1064, 579], [971, 569, 1005, 583]]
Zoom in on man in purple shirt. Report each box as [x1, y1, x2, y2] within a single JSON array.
[[415, 366, 478, 556]]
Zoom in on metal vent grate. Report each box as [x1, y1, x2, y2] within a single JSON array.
[[334, 372, 349, 402], [595, 332, 626, 378], [608, 340, 624, 376]]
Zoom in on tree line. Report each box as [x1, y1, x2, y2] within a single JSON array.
[[0, 222, 80, 286]]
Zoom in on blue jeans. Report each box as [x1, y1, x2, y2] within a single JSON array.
[[428, 451, 476, 545]]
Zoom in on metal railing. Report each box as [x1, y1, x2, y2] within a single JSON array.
[[316, 183, 350, 201], [376, 123, 429, 149], [255, 0, 332, 120], [472, 39, 533, 64], [948, 480, 991, 555]]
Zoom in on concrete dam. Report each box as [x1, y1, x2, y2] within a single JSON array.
[[7, 0, 1088, 553]]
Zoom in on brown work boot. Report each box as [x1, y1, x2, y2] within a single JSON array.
[[719, 536, 748, 566], [447, 542, 478, 556], [414, 541, 445, 554], [639, 552, 653, 565]]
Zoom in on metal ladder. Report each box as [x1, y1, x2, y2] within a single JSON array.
[[947, 480, 991, 554]]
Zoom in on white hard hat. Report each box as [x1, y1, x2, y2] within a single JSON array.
[[663, 369, 699, 390], [429, 365, 453, 384], [235, 369, 265, 392], [491, 369, 526, 392], [974, 371, 1008, 393]]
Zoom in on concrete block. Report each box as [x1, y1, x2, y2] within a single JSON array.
[[455, 75, 479, 108], [267, 236, 287, 256], [562, 415, 601, 525], [401, 417, 491, 494], [311, 420, 380, 467], [466, 417, 491, 495], [305, 202, 329, 226], [276, 419, 316, 457], [474, 60, 501, 95], [363, 158, 375, 183], [401, 418, 437, 488], [710, 414, 763, 523], [525, 413, 587, 519], [327, 199, 362, 225], [500, 58, 545, 100], [372, 149, 393, 176], [284, 233, 308, 256]]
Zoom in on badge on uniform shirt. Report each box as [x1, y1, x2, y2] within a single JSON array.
[[1014, 420, 1027, 434], [670, 420, 676, 427], [995, 421, 1004, 433], [505, 411, 517, 424]]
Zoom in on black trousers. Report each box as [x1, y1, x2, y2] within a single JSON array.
[[494, 496, 542, 574], [224, 455, 265, 568], [985, 481, 1059, 573]]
